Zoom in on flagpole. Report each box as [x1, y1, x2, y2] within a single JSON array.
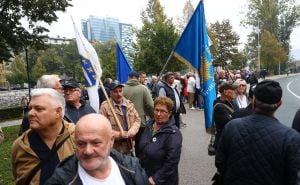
[[71, 16, 124, 133], [157, 51, 174, 82]]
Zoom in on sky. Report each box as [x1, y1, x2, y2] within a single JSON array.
[[46, 0, 300, 51]]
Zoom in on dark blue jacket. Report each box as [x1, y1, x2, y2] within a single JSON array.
[[45, 149, 149, 185], [64, 100, 95, 124], [216, 113, 300, 185], [138, 117, 182, 185]]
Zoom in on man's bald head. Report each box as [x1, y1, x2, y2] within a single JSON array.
[[75, 114, 114, 173], [76, 113, 113, 138]]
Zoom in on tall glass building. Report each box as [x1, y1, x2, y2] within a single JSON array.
[[81, 16, 133, 65]]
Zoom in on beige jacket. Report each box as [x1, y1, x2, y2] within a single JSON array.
[[11, 120, 76, 185], [100, 98, 141, 154]]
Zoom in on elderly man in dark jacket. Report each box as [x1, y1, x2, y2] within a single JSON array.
[[214, 80, 300, 185], [45, 114, 148, 185]]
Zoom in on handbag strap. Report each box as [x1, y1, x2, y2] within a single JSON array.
[[24, 134, 71, 185]]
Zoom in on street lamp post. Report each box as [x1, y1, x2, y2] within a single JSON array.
[[25, 48, 31, 100], [257, 0, 262, 72]]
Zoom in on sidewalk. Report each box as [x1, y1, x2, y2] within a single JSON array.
[[0, 119, 22, 127]]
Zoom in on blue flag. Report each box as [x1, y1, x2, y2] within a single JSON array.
[[116, 43, 132, 84], [173, 0, 216, 129]]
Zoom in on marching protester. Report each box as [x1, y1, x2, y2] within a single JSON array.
[[18, 74, 64, 135], [123, 71, 154, 157], [100, 81, 141, 155], [292, 108, 300, 133], [187, 72, 196, 110], [213, 81, 238, 151], [138, 96, 182, 185], [45, 114, 148, 185], [232, 79, 248, 109], [232, 84, 256, 119], [12, 88, 76, 185], [139, 71, 147, 85], [62, 79, 96, 123], [214, 80, 300, 185], [159, 72, 184, 128]]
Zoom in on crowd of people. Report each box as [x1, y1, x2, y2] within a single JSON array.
[[1, 68, 300, 185], [212, 69, 300, 185], [9, 71, 187, 185]]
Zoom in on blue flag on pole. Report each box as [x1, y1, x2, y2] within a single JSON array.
[[173, 0, 216, 129], [116, 43, 132, 84], [72, 19, 102, 112]]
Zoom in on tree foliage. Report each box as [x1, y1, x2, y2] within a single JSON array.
[[133, 0, 187, 75], [208, 20, 240, 68], [31, 57, 47, 83], [0, 0, 72, 61], [260, 29, 287, 74], [6, 55, 27, 84], [94, 40, 117, 80], [176, 0, 194, 33], [243, 0, 300, 52]]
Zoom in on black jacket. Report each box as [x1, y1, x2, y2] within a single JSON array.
[[216, 113, 300, 185], [64, 100, 95, 124], [138, 118, 182, 185], [45, 149, 149, 185], [232, 103, 255, 119], [213, 98, 235, 150], [292, 109, 300, 133]]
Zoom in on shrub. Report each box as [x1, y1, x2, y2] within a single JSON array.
[[0, 107, 23, 122]]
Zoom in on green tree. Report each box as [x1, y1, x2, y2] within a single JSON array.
[[133, 0, 187, 75], [61, 41, 82, 79], [0, 0, 72, 61], [6, 55, 27, 85], [176, 0, 194, 33], [209, 20, 240, 68], [230, 51, 248, 70], [243, 0, 300, 53], [31, 57, 47, 83], [39, 46, 64, 74], [260, 29, 287, 74], [95, 40, 117, 80]]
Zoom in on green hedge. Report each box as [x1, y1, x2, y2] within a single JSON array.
[[0, 107, 23, 122]]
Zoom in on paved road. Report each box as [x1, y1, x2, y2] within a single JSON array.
[[275, 75, 300, 126]]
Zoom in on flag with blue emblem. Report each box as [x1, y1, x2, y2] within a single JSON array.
[[116, 43, 132, 84], [72, 20, 102, 112], [173, 0, 216, 129]]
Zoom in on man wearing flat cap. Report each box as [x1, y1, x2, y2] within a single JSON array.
[[212, 81, 238, 151], [214, 80, 300, 185], [62, 79, 96, 123], [100, 81, 141, 155]]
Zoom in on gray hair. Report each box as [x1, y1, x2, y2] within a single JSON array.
[[36, 74, 60, 88], [31, 88, 65, 118]]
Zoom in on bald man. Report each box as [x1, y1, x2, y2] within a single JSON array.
[[45, 114, 148, 185]]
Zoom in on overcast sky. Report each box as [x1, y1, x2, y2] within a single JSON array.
[[47, 0, 300, 50]]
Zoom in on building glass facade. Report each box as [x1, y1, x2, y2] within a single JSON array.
[[81, 16, 133, 65]]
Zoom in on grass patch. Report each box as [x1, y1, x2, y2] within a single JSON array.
[[0, 125, 20, 185]]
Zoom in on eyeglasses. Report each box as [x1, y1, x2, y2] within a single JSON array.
[[154, 109, 170, 114]]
